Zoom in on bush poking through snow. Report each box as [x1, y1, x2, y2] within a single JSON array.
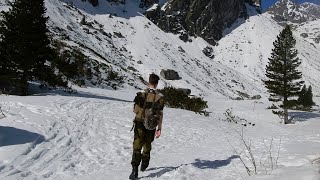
[[159, 87, 209, 116], [52, 40, 125, 89], [227, 127, 281, 176], [0, 94, 6, 119], [0, 104, 5, 119], [267, 104, 278, 109], [202, 46, 214, 59], [222, 109, 255, 127]]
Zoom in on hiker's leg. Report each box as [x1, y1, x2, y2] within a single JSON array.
[[131, 124, 146, 167], [141, 129, 155, 170]]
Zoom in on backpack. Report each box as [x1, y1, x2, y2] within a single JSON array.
[[133, 89, 164, 130]]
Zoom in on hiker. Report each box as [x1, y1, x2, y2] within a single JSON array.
[[129, 73, 165, 179]]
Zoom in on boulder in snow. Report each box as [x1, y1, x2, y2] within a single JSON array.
[[160, 69, 181, 80]]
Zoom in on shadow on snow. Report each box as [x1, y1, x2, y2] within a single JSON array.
[[143, 155, 239, 178], [0, 126, 45, 147], [29, 83, 132, 103], [289, 111, 320, 122], [58, 90, 132, 103]]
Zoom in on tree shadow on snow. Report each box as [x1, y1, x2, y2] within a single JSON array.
[[28, 83, 132, 103], [54, 90, 133, 103], [0, 126, 45, 147], [143, 155, 239, 178], [289, 111, 320, 122]]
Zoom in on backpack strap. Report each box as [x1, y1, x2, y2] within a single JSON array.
[[142, 90, 148, 109], [150, 91, 157, 110]]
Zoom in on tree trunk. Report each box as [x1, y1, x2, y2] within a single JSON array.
[[283, 107, 288, 124], [283, 97, 289, 124], [20, 75, 28, 96]]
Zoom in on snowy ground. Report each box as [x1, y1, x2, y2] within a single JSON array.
[[0, 0, 320, 179], [0, 87, 319, 180]]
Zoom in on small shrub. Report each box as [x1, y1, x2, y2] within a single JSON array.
[[159, 87, 209, 115], [202, 46, 214, 59], [267, 104, 278, 109], [107, 70, 124, 82], [52, 40, 124, 89], [222, 109, 255, 127]]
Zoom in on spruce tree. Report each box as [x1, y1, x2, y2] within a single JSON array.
[[298, 84, 307, 105], [0, 0, 57, 95], [304, 85, 314, 108], [263, 25, 304, 124]]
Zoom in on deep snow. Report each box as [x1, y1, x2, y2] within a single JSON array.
[[0, 0, 320, 179], [0, 87, 319, 179]]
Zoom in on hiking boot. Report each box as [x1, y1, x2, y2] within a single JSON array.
[[129, 166, 138, 179], [140, 161, 149, 172]]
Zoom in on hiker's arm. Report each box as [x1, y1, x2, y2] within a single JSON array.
[[155, 111, 163, 138], [157, 111, 163, 130]]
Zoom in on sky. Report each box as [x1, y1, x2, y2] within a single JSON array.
[[262, 0, 320, 11]]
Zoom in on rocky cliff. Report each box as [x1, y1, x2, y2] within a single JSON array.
[[145, 0, 261, 45], [267, 0, 320, 24], [82, 0, 260, 45]]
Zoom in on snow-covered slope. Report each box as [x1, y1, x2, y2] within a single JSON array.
[[1, 0, 319, 98], [267, 0, 320, 24], [0, 87, 320, 180], [2, 0, 318, 98], [296, 19, 320, 46], [46, 0, 320, 98], [0, 0, 320, 179]]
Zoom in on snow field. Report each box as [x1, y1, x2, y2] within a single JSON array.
[[0, 87, 319, 179], [0, 0, 319, 179]]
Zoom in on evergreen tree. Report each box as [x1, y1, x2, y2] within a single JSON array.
[[298, 84, 307, 104], [303, 85, 314, 108], [263, 25, 304, 124], [0, 0, 58, 95]]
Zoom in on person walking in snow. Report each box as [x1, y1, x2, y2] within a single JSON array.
[[129, 73, 164, 179]]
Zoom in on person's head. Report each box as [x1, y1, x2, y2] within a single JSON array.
[[149, 73, 160, 88]]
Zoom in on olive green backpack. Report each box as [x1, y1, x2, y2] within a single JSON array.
[[133, 89, 163, 130]]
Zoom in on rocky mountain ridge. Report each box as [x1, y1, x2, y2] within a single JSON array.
[[145, 0, 261, 45], [81, 0, 261, 45], [267, 0, 320, 24]]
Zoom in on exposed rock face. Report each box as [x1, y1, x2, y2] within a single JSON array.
[[267, 0, 320, 24], [106, 0, 159, 7], [139, 0, 159, 8], [160, 69, 181, 80], [88, 0, 99, 6], [107, 0, 126, 5], [145, 0, 260, 45]]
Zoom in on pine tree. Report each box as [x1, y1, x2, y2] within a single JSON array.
[[0, 0, 57, 95], [263, 25, 304, 124], [298, 84, 307, 105], [303, 85, 314, 108]]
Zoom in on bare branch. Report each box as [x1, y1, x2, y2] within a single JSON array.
[[227, 138, 252, 176], [275, 138, 282, 169], [0, 95, 6, 119]]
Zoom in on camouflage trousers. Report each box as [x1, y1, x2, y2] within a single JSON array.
[[131, 121, 155, 167]]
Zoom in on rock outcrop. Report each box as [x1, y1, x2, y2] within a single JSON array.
[[145, 0, 261, 45], [139, 0, 159, 8], [160, 69, 181, 80], [267, 0, 320, 24], [88, 0, 99, 6]]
